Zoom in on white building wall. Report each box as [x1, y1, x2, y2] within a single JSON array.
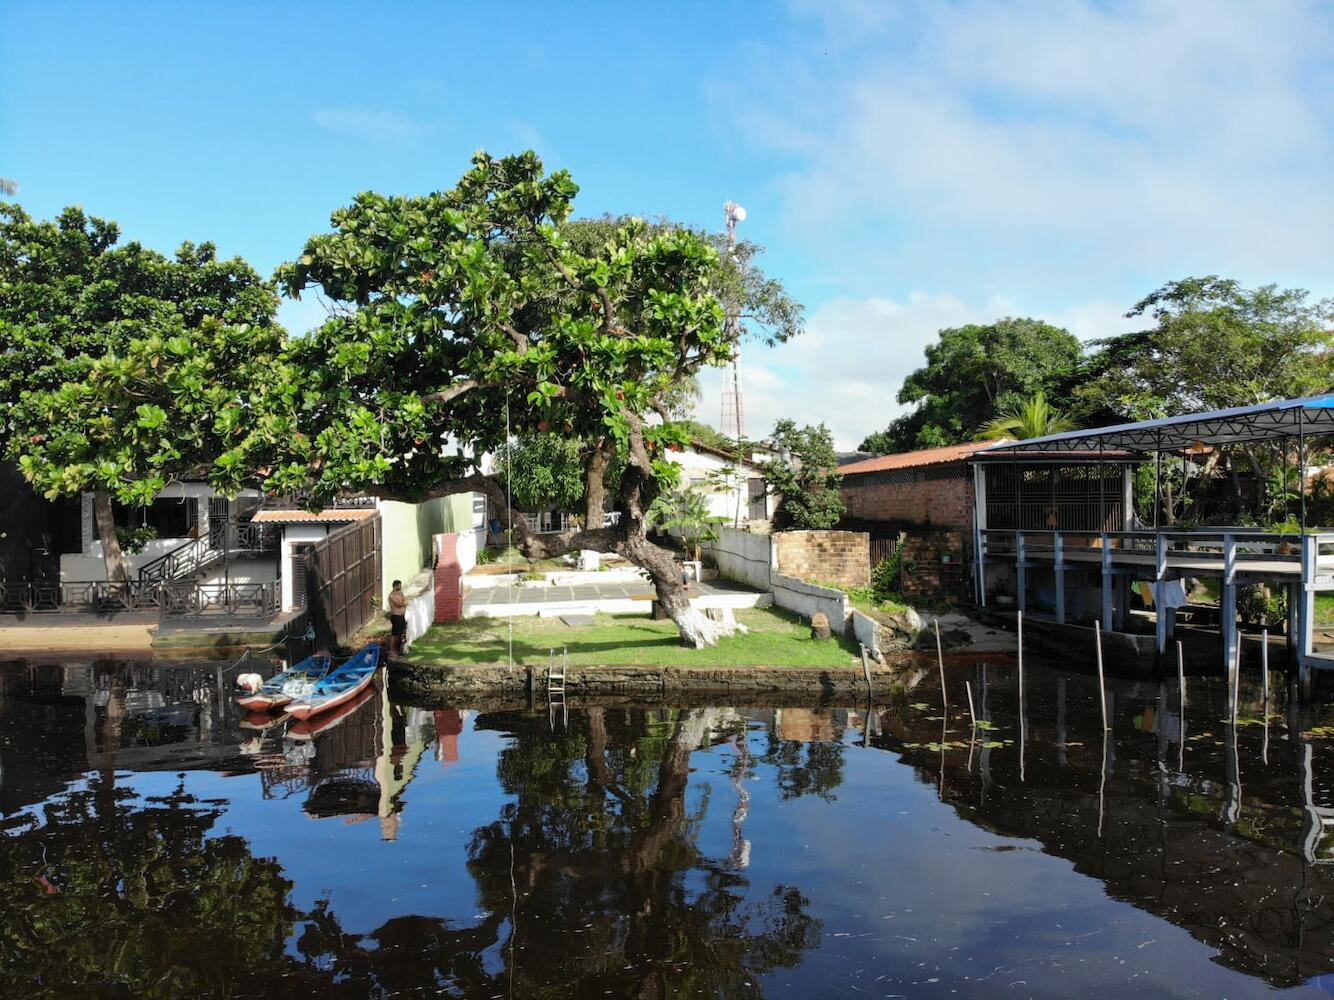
[[61, 484, 264, 582], [280, 524, 334, 611], [670, 447, 774, 525]]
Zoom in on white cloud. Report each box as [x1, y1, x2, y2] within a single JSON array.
[[695, 290, 1142, 452], [688, 1, 1333, 451], [728, 0, 1334, 297], [311, 105, 428, 140]]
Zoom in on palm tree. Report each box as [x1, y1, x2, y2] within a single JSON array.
[[981, 391, 1076, 440]]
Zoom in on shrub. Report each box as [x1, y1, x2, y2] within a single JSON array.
[[871, 548, 902, 600]]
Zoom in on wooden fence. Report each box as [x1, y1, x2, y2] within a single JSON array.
[[302, 515, 382, 649], [870, 536, 900, 569]]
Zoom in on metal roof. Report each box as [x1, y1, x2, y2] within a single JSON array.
[[979, 393, 1334, 454]]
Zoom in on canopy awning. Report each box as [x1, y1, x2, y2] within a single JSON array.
[[979, 393, 1334, 454]]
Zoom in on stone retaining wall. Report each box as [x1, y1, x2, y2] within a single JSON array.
[[390, 661, 909, 701]]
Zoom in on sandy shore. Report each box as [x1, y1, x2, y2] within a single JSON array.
[[0, 624, 156, 654]]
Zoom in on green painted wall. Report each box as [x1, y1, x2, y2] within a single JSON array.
[[379, 494, 473, 599]]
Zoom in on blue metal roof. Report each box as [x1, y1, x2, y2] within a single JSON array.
[[979, 393, 1334, 454]]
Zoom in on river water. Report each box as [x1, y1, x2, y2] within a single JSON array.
[[3, 655, 1334, 998]]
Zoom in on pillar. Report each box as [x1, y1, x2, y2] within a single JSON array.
[[1221, 534, 1238, 682], [433, 532, 463, 623], [1016, 531, 1026, 615], [1054, 532, 1066, 625], [1101, 534, 1113, 632]]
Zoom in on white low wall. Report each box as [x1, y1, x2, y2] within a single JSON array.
[[771, 573, 849, 635], [199, 558, 278, 586], [403, 570, 435, 648], [850, 609, 882, 661], [455, 530, 478, 575], [700, 526, 774, 591]]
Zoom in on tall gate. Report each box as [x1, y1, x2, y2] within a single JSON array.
[[301, 515, 382, 649]]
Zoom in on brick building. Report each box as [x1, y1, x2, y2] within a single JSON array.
[[840, 441, 983, 532], [839, 440, 1139, 602]]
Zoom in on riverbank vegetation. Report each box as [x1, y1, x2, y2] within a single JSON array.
[[406, 606, 859, 668]]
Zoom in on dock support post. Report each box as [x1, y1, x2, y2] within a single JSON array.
[[1221, 534, 1238, 681], [1053, 532, 1066, 625], [1288, 581, 1301, 659], [1115, 575, 1130, 632], [1101, 534, 1113, 633], [1299, 534, 1316, 700], [1016, 531, 1027, 615], [1156, 585, 1169, 655], [1154, 533, 1170, 654]]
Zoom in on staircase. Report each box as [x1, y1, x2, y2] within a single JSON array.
[[138, 502, 274, 587], [138, 536, 223, 586]]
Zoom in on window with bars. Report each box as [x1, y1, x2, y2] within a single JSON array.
[[984, 463, 1126, 532]]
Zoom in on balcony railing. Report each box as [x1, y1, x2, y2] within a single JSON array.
[[0, 579, 280, 619]]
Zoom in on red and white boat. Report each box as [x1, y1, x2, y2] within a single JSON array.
[[286, 645, 382, 721]]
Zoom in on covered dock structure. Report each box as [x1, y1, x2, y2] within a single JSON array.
[[973, 394, 1334, 693]]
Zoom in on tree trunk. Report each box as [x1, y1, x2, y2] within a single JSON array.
[[93, 489, 132, 585], [623, 532, 741, 649]]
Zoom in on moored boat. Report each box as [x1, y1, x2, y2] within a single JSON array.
[[286, 645, 382, 721], [236, 652, 333, 712], [286, 682, 378, 740]]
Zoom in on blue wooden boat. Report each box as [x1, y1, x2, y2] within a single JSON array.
[[235, 652, 332, 712], [286, 645, 382, 720]]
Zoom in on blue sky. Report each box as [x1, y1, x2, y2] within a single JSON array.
[[3, 0, 1332, 447]]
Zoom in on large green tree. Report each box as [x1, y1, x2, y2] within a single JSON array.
[[36, 152, 797, 645], [1070, 276, 1334, 422], [761, 420, 845, 530], [1070, 277, 1334, 519], [859, 318, 1082, 454], [0, 204, 279, 583]]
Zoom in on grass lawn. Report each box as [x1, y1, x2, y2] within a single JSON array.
[[406, 606, 860, 669], [1317, 594, 1334, 626]]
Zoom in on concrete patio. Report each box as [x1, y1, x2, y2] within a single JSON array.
[[463, 577, 772, 618]]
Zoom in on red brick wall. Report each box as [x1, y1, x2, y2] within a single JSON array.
[[900, 530, 967, 602], [433, 533, 463, 623], [774, 530, 871, 588], [841, 471, 972, 530]]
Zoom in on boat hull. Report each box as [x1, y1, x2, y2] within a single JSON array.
[[236, 693, 292, 713], [286, 667, 377, 721], [286, 683, 378, 739]]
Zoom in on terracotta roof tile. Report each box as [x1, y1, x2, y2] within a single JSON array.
[[839, 440, 1007, 475], [250, 508, 378, 524]]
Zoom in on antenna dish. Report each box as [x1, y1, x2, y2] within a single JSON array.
[[733, 205, 747, 221]]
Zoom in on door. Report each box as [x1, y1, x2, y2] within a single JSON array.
[[748, 478, 768, 521]]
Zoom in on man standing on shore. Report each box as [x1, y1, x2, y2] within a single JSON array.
[[387, 580, 409, 655]]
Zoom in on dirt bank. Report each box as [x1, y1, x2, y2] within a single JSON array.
[[0, 623, 156, 655]]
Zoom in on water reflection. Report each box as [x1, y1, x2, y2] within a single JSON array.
[[5, 655, 1334, 996], [869, 659, 1334, 988]]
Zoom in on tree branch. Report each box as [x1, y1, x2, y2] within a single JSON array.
[[420, 379, 480, 406]]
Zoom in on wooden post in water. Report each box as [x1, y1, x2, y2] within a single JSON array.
[[935, 619, 947, 710], [1262, 627, 1270, 706], [1018, 611, 1026, 783], [1177, 640, 1185, 709], [860, 644, 873, 699], [965, 680, 977, 729], [1017, 609, 1024, 690], [1095, 620, 1110, 731]]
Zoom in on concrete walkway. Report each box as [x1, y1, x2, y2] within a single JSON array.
[[464, 578, 770, 618]]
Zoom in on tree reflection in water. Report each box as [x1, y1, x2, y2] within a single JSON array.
[[2, 694, 824, 998], [0, 775, 297, 999]]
